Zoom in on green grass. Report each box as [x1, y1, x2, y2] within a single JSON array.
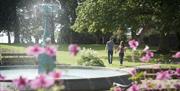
[[0, 43, 180, 68]]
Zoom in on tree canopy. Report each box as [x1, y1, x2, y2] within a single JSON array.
[[72, 0, 180, 50], [73, 0, 180, 35]]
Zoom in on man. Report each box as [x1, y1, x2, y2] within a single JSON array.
[[105, 38, 114, 64]]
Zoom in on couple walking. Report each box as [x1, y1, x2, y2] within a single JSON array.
[[105, 38, 126, 65]]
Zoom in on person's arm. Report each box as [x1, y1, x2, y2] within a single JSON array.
[[115, 45, 119, 53], [124, 46, 127, 52], [105, 44, 107, 52], [113, 42, 115, 52]]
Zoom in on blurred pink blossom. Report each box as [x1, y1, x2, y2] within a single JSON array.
[[129, 68, 137, 76], [26, 45, 44, 57], [128, 39, 139, 50], [13, 76, 29, 90], [140, 56, 151, 62], [172, 52, 180, 58], [143, 45, 149, 52], [174, 83, 180, 89], [176, 68, 180, 74], [156, 71, 171, 80], [145, 51, 154, 58], [176, 68, 180, 78], [48, 70, 62, 80], [143, 81, 156, 89], [157, 83, 162, 89], [68, 44, 80, 56], [113, 86, 122, 91], [0, 89, 7, 91], [167, 70, 175, 75], [140, 50, 154, 62], [45, 46, 57, 57], [30, 75, 54, 89], [0, 74, 5, 80], [127, 84, 139, 91]]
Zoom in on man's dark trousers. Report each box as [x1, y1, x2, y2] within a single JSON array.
[[108, 50, 113, 64]]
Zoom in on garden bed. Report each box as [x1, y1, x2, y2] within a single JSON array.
[[140, 80, 180, 91], [130, 66, 180, 91]]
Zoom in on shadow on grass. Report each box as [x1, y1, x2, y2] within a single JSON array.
[[0, 43, 34, 47], [58, 44, 105, 51]]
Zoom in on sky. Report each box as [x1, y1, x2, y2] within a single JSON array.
[[0, 33, 14, 43]]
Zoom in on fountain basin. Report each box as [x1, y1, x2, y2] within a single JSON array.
[[0, 65, 131, 91]]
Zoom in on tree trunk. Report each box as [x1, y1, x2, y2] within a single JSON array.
[[58, 0, 77, 44], [51, 21, 55, 44], [51, 31, 55, 44], [57, 26, 70, 44], [131, 30, 136, 39], [158, 31, 169, 54], [13, 8, 20, 43], [7, 31, 11, 44], [14, 29, 20, 43], [70, 0, 78, 24], [49, 12, 56, 44], [176, 31, 180, 50], [35, 37, 39, 44], [102, 36, 105, 44]]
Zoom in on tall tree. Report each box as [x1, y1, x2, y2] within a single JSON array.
[[73, 0, 180, 50], [0, 0, 21, 43], [57, 0, 78, 43]]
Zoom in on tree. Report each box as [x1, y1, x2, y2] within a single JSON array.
[[0, 0, 19, 43], [72, 0, 124, 33], [57, 0, 79, 43], [73, 0, 180, 50]]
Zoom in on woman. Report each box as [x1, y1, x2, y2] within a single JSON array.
[[117, 41, 126, 65]]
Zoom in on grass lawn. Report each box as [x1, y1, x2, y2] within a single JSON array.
[[0, 43, 180, 68]]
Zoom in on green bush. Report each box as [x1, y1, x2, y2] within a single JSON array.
[[152, 54, 172, 63], [77, 48, 105, 67]]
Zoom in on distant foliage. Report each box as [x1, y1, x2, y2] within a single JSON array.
[[78, 48, 105, 67]]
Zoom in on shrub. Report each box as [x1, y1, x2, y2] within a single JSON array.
[[77, 48, 105, 67]]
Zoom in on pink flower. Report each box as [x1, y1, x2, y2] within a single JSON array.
[[156, 71, 171, 80], [143, 45, 149, 52], [13, 76, 29, 90], [140, 56, 151, 62], [127, 84, 139, 91], [140, 51, 154, 62], [157, 83, 162, 89], [175, 68, 180, 78], [26, 45, 44, 57], [143, 81, 156, 89], [167, 70, 175, 75], [174, 83, 180, 89], [30, 74, 54, 89], [0, 89, 7, 91], [129, 68, 137, 76], [172, 52, 180, 58], [44, 46, 57, 57], [48, 70, 62, 80], [145, 51, 154, 58], [128, 39, 139, 50], [113, 86, 122, 91], [0, 74, 5, 80], [176, 68, 180, 74], [68, 44, 80, 56]]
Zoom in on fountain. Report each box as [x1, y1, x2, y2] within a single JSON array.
[[0, 0, 131, 91], [33, 0, 61, 74], [0, 65, 131, 91]]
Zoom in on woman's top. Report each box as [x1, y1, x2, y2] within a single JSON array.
[[118, 46, 125, 54]]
